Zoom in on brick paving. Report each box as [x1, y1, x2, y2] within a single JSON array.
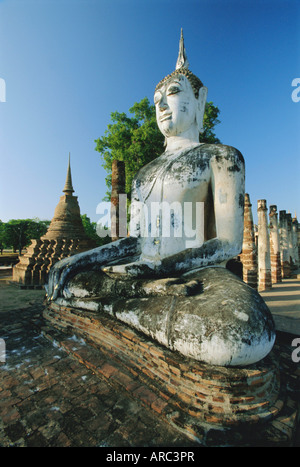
[[1, 279, 300, 447], [0, 281, 196, 447]]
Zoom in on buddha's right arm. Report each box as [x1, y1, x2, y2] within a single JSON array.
[[46, 236, 141, 300]]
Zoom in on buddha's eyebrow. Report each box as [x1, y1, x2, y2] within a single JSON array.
[[168, 79, 182, 86], [155, 79, 182, 97]]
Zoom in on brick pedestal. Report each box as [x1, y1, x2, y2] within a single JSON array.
[[44, 302, 283, 445]]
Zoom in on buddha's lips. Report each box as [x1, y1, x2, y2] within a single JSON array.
[[160, 113, 172, 122]]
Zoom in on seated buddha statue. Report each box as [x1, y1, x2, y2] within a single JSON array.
[[46, 31, 275, 367]]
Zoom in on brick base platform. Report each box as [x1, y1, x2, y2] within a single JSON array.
[[43, 302, 299, 446]]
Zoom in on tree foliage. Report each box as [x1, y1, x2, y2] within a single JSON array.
[[95, 97, 221, 200], [81, 214, 110, 247], [0, 218, 50, 254]]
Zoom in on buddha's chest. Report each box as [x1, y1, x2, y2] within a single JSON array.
[[135, 149, 212, 260], [136, 149, 211, 206]]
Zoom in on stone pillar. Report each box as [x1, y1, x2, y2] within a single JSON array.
[[240, 193, 257, 288], [292, 217, 299, 268], [286, 213, 293, 265], [257, 200, 272, 291], [269, 205, 282, 284], [279, 210, 290, 278], [111, 160, 126, 242], [254, 224, 258, 250]]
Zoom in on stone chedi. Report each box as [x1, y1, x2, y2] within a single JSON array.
[[46, 31, 275, 369], [13, 155, 96, 286], [42, 155, 92, 246]]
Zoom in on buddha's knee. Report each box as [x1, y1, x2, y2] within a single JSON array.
[[113, 268, 275, 366]]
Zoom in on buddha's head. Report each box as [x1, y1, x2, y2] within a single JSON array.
[[154, 30, 208, 140]]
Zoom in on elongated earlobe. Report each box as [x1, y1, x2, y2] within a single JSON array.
[[196, 86, 208, 133]]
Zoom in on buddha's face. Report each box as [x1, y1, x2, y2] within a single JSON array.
[[154, 75, 198, 138]]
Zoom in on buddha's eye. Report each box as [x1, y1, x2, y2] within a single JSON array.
[[167, 86, 181, 96]]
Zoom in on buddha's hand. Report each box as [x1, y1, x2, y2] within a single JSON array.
[[102, 258, 162, 278], [46, 256, 74, 301], [45, 237, 141, 301]]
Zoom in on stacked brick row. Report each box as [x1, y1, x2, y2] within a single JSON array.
[[240, 194, 299, 291]]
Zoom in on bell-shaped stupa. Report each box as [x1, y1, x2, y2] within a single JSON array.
[[42, 154, 92, 245], [13, 154, 96, 286]]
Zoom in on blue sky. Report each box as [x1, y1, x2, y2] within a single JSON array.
[[0, 0, 299, 227]]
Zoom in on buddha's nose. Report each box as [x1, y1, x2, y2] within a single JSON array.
[[159, 95, 168, 111]]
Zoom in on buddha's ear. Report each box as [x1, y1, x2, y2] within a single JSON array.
[[196, 86, 208, 133]]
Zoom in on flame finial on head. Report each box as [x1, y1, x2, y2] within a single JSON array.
[[155, 29, 203, 98], [176, 28, 189, 70]]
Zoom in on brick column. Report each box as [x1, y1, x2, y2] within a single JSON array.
[[240, 193, 257, 288], [257, 200, 272, 291], [269, 205, 282, 284], [111, 160, 126, 242], [279, 211, 291, 278]]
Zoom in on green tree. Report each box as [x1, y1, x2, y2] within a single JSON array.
[[2, 220, 31, 254], [202, 102, 221, 144], [27, 218, 51, 240], [95, 97, 221, 201], [81, 214, 110, 247]]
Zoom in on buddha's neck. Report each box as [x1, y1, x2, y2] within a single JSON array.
[[165, 128, 200, 153]]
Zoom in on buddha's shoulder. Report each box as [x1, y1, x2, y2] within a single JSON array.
[[198, 143, 244, 165]]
